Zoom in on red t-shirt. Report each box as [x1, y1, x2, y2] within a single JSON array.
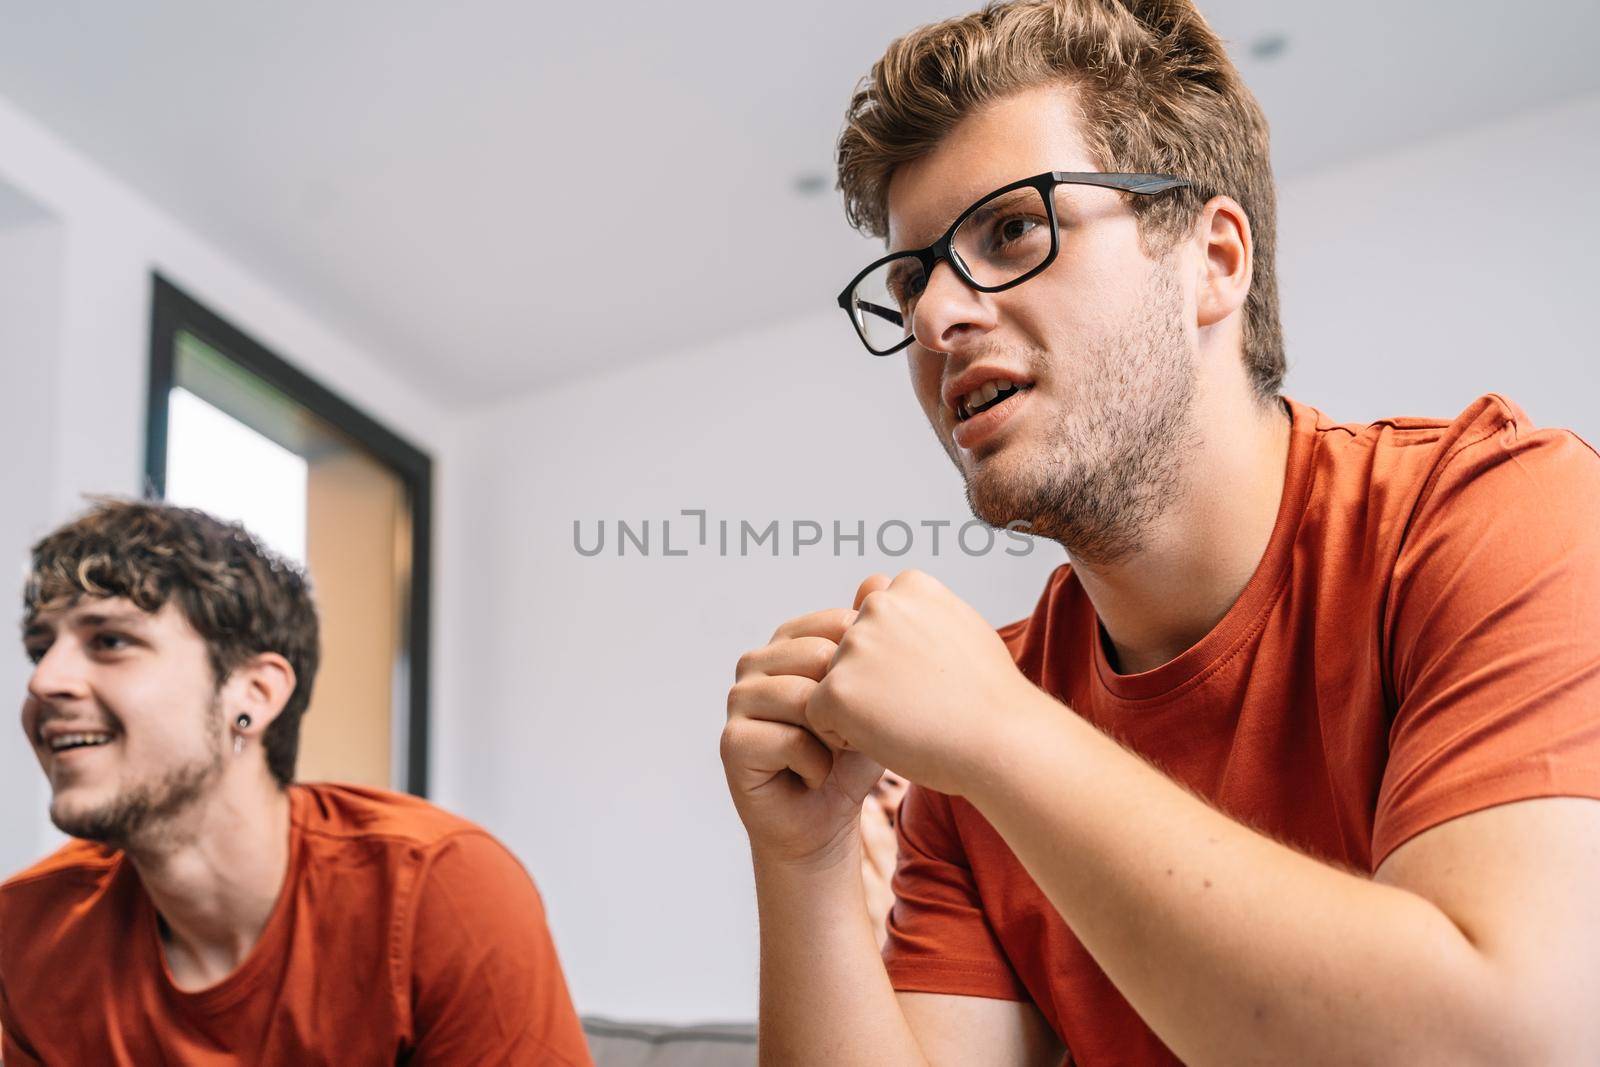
[[0, 782, 591, 1065], [884, 394, 1600, 1066]]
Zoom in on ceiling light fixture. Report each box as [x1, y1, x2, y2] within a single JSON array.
[[792, 172, 828, 197], [1248, 32, 1290, 61]]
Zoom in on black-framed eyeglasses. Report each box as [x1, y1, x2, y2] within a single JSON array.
[[835, 171, 1190, 356]]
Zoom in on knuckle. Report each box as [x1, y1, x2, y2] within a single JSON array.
[[725, 680, 748, 719], [718, 722, 741, 763], [734, 649, 760, 680], [804, 635, 838, 670], [770, 611, 810, 643], [821, 668, 855, 705], [778, 727, 808, 758], [897, 568, 928, 588], [809, 674, 836, 714]]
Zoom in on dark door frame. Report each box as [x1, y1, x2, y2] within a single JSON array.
[[145, 273, 432, 797]]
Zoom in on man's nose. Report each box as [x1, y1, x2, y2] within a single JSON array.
[[911, 259, 998, 354], [27, 641, 91, 706]]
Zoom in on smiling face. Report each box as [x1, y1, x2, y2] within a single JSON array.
[[21, 597, 225, 847], [887, 84, 1203, 565]]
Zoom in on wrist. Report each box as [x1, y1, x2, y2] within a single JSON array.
[[751, 819, 863, 885], [959, 681, 1072, 810]]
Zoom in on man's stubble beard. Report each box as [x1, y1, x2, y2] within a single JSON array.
[[50, 692, 227, 850], [961, 264, 1201, 567]]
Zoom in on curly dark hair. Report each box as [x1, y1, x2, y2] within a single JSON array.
[[23, 497, 321, 787]]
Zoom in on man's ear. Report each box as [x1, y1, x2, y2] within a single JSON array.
[[1194, 194, 1252, 329], [224, 652, 297, 736]]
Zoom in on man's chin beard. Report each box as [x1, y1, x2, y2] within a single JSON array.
[[956, 267, 1199, 568], [51, 753, 223, 849], [964, 446, 1184, 567]]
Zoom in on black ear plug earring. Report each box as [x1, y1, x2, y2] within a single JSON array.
[[234, 713, 252, 755], [236, 714, 252, 730]]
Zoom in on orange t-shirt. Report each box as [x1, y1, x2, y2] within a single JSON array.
[[884, 393, 1600, 1066], [0, 782, 591, 1066]]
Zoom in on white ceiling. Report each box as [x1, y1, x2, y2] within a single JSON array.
[[2, 1, 1597, 404]]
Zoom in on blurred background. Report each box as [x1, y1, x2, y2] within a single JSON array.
[[0, 0, 1596, 1026]]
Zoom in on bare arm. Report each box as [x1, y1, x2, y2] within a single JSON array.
[[724, 582, 1063, 1067], [799, 565, 1600, 1066], [900, 992, 1065, 1066], [973, 697, 1600, 1066], [752, 829, 1061, 1067]]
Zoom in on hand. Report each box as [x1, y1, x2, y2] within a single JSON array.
[[807, 569, 1041, 797], [721, 599, 887, 869]]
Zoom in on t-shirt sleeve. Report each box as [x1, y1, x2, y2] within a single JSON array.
[[1373, 416, 1600, 869], [404, 831, 592, 1065], [882, 784, 1029, 1000]]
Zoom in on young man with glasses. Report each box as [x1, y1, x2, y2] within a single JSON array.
[[720, 1, 1600, 1064], [0, 500, 590, 1065]]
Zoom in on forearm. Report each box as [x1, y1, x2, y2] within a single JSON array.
[[971, 697, 1529, 1067], [753, 834, 928, 1067]]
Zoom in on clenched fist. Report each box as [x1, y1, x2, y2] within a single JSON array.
[[807, 569, 1042, 797], [722, 571, 1045, 867], [720, 578, 889, 868]]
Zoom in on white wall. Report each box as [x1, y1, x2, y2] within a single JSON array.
[[0, 94, 462, 867], [0, 186, 64, 877], [445, 88, 1600, 1023], [448, 309, 1066, 1022], [1277, 90, 1600, 440]]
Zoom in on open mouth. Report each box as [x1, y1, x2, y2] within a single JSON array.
[[47, 731, 116, 754], [956, 381, 1032, 422]]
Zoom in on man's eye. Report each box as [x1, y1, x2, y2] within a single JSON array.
[[889, 270, 927, 307], [995, 216, 1041, 245], [23, 645, 47, 664], [90, 633, 129, 653]]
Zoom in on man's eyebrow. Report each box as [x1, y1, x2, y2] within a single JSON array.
[[892, 197, 972, 253], [22, 608, 151, 645], [893, 217, 952, 253], [74, 609, 151, 630]]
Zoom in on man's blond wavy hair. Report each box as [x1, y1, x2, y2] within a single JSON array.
[[836, 0, 1284, 401]]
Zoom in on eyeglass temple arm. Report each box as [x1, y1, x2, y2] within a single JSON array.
[[1051, 172, 1191, 195], [853, 299, 904, 327]]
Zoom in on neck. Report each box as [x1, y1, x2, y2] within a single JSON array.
[[1071, 379, 1293, 676], [125, 770, 294, 991]]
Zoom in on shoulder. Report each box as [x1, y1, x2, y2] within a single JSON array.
[[0, 841, 126, 976], [292, 783, 534, 908], [1291, 393, 1597, 547], [0, 839, 120, 913], [291, 781, 489, 852], [1392, 394, 1598, 535], [1309, 392, 1595, 489], [1420, 393, 1597, 492]]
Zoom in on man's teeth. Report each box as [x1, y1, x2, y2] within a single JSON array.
[[49, 732, 114, 752], [959, 380, 1022, 420]]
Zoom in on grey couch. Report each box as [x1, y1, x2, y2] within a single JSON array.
[[583, 1017, 757, 1067]]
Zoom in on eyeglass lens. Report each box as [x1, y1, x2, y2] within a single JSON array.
[[849, 183, 1053, 353]]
